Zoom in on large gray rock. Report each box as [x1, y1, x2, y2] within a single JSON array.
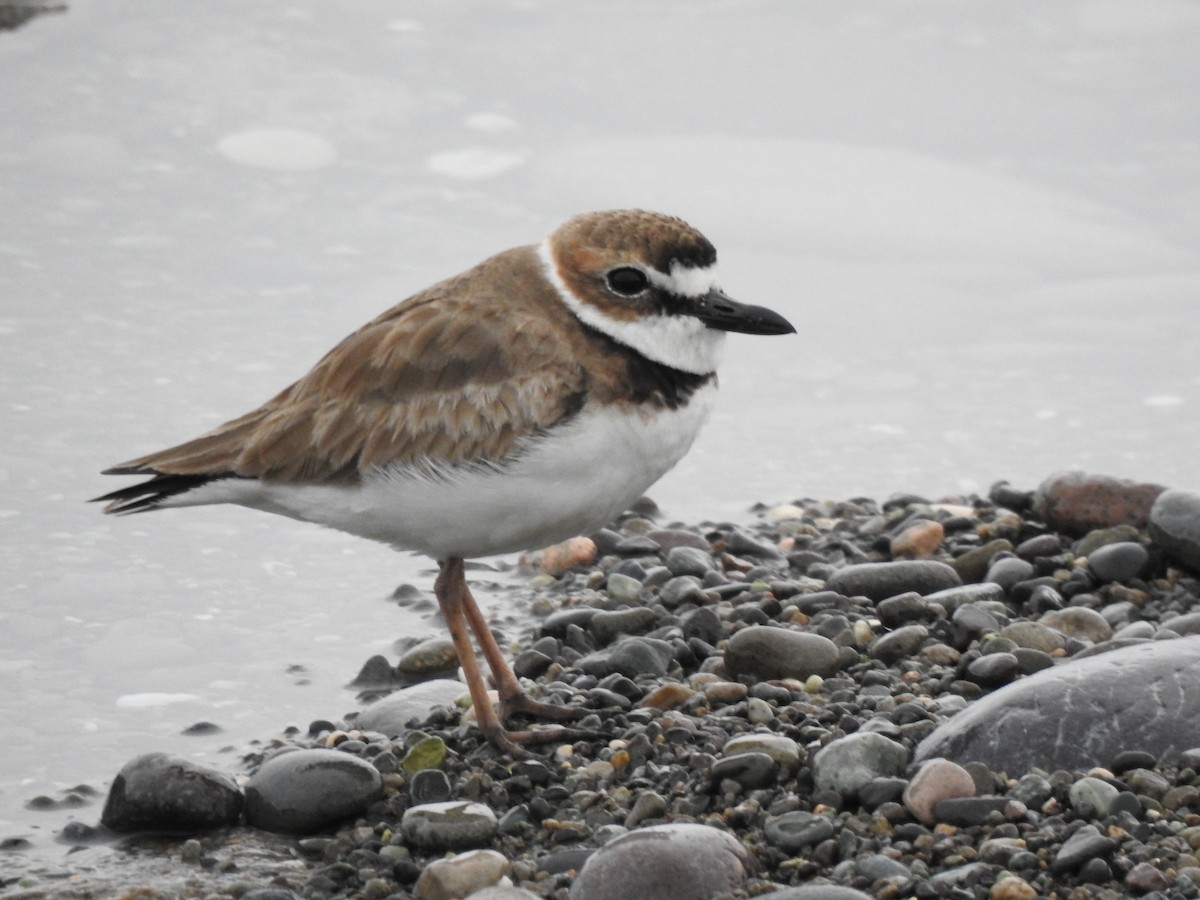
[[1149, 488, 1200, 572], [354, 679, 467, 736], [101, 752, 243, 833], [569, 823, 754, 900], [915, 637, 1200, 772], [244, 748, 383, 834]]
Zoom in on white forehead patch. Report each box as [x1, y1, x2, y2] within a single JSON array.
[[647, 261, 720, 298], [538, 239, 726, 375]]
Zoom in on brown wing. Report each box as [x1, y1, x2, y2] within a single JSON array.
[[101, 247, 589, 493]]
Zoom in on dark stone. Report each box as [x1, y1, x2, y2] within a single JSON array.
[[826, 561, 961, 600], [244, 749, 383, 834], [1051, 824, 1117, 874], [762, 811, 837, 852], [409, 769, 453, 805], [101, 753, 242, 834], [1087, 542, 1150, 583], [916, 636, 1200, 771], [1149, 489, 1200, 572], [710, 752, 778, 790], [932, 796, 1012, 827], [724, 625, 841, 680]]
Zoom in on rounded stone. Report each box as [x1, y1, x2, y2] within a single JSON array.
[[101, 752, 243, 833], [354, 680, 468, 736], [985, 556, 1035, 593], [1034, 471, 1165, 535], [664, 546, 716, 577], [762, 811, 837, 852], [724, 625, 841, 680], [569, 823, 754, 900], [826, 561, 961, 600], [767, 887, 874, 900], [710, 752, 778, 789], [916, 636, 1200, 771], [395, 637, 458, 676], [1149, 489, 1200, 572], [890, 520, 944, 559], [590, 607, 658, 644], [401, 801, 498, 851], [1069, 776, 1120, 815], [414, 848, 510, 900], [722, 733, 802, 770], [998, 621, 1066, 654], [1039, 607, 1112, 643], [903, 758, 976, 824], [244, 748, 383, 834], [968, 651, 1019, 687], [812, 732, 910, 799], [1087, 542, 1150, 583], [868, 624, 929, 664]]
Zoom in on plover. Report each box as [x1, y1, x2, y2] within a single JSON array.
[[95, 209, 796, 755]]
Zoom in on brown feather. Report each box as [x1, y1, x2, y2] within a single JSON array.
[[107, 246, 590, 486]]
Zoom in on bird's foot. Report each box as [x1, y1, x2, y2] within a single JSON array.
[[482, 721, 604, 760], [499, 690, 587, 723]]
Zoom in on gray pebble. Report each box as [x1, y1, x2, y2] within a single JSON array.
[[711, 751, 778, 789], [1051, 823, 1117, 873], [812, 732, 909, 799], [1087, 541, 1150, 583], [355, 679, 467, 736], [985, 556, 1035, 593], [590, 607, 657, 644], [724, 625, 841, 680], [1149, 488, 1200, 572], [664, 546, 716, 577], [967, 652, 1019, 686], [868, 624, 929, 664], [763, 811, 836, 852], [401, 800, 498, 851], [826, 561, 961, 600]]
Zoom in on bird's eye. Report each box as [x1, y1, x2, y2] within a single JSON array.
[[605, 267, 649, 297]]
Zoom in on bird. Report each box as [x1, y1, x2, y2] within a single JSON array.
[[94, 209, 796, 756]]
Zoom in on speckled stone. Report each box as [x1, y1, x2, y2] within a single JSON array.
[[401, 801, 498, 851], [1034, 471, 1165, 536], [916, 636, 1200, 771], [569, 823, 754, 900], [101, 752, 243, 833]]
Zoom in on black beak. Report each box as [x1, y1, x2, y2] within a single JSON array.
[[687, 289, 796, 336]]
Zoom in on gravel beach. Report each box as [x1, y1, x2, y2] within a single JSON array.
[[7, 473, 1200, 900]]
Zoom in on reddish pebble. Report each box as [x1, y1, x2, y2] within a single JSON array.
[[891, 520, 945, 559]]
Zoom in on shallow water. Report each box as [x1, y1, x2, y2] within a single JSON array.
[[1, 0, 1197, 873]]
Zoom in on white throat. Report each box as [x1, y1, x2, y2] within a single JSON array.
[[538, 239, 726, 376]]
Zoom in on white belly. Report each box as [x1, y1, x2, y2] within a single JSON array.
[[192, 384, 717, 559]]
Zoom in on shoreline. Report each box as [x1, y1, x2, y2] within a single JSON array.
[[5, 474, 1200, 899]]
